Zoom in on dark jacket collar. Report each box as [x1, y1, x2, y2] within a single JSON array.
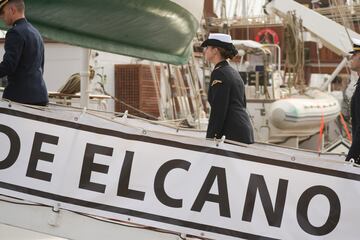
[[214, 60, 228, 70], [13, 18, 26, 26]]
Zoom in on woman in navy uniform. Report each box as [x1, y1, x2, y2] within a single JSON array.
[[201, 33, 254, 144], [0, 0, 48, 106], [346, 39, 360, 163]]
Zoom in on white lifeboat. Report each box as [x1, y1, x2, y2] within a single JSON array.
[[269, 89, 341, 130]]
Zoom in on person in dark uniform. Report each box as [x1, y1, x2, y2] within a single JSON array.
[[201, 33, 254, 144], [346, 39, 360, 163], [0, 0, 48, 106]]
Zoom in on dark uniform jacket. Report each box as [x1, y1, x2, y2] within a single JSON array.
[[346, 77, 360, 162], [206, 60, 254, 144], [0, 18, 48, 105]]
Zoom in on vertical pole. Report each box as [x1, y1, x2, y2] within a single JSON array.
[[80, 48, 90, 108], [242, 0, 247, 18], [150, 63, 164, 120], [255, 71, 260, 98]]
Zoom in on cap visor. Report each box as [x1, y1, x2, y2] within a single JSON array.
[[201, 39, 210, 48]]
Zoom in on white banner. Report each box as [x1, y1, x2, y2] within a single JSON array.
[[0, 103, 360, 240]]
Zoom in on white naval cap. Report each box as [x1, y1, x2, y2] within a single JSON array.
[[208, 33, 233, 43], [201, 33, 238, 57]]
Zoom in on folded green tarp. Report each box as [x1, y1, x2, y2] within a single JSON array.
[[0, 0, 200, 65]]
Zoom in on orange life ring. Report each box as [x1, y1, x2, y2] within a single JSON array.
[[255, 28, 279, 44]]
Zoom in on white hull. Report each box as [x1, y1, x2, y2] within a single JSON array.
[[0, 100, 358, 240]]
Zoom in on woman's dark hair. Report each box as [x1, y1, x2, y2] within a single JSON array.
[[216, 47, 237, 59]]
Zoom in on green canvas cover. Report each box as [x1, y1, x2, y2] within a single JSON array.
[[0, 0, 200, 65]]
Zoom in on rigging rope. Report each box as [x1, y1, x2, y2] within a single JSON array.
[[283, 12, 305, 94], [317, 112, 325, 152]]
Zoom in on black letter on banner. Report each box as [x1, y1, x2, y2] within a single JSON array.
[[79, 143, 113, 193], [117, 151, 145, 201], [191, 167, 230, 218], [26, 132, 59, 182], [0, 124, 20, 169], [297, 185, 341, 236], [242, 174, 288, 227], [154, 159, 191, 208]]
